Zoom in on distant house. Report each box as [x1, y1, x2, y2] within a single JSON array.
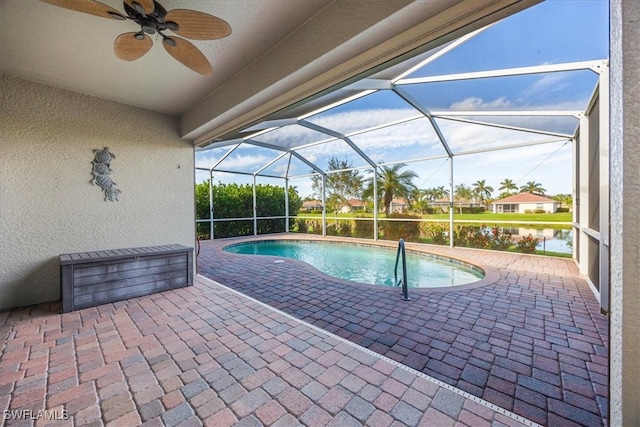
[[389, 198, 409, 213], [430, 198, 478, 212], [301, 200, 323, 212], [338, 199, 367, 214], [492, 193, 558, 213]]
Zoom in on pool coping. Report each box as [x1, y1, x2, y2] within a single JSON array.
[[210, 233, 502, 294]]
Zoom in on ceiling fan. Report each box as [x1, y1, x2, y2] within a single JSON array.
[[40, 0, 232, 75]]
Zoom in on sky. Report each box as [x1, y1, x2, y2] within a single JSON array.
[[195, 0, 609, 200]]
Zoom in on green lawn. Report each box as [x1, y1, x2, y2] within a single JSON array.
[[298, 211, 573, 223]]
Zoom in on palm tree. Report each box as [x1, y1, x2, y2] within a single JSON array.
[[433, 185, 450, 200], [421, 188, 436, 202], [498, 178, 518, 195], [408, 187, 423, 211], [454, 184, 473, 201], [453, 184, 473, 214], [519, 181, 546, 195], [410, 188, 432, 214], [472, 179, 494, 205], [553, 193, 573, 208], [363, 164, 418, 216]]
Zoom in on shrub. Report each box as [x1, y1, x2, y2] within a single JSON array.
[[467, 227, 490, 248], [461, 206, 486, 214], [454, 225, 487, 248], [195, 181, 304, 238], [487, 226, 514, 250], [353, 217, 374, 238], [516, 234, 540, 253], [309, 221, 323, 235], [534, 209, 546, 214], [423, 223, 448, 245], [296, 219, 308, 233], [196, 222, 210, 240], [338, 221, 353, 237], [382, 213, 421, 241], [326, 224, 338, 236], [556, 207, 570, 213], [455, 224, 514, 250]]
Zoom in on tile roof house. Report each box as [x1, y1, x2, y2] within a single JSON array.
[[339, 199, 367, 213], [390, 198, 409, 213], [301, 200, 323, 212], [492, 193, 558, 213]]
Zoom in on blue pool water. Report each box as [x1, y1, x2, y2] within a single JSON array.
[[224, 241, 484, 288]]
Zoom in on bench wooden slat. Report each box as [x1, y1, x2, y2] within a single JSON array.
[[60, 244, 193, 313]]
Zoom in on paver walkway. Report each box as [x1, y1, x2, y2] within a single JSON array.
[[1, 275, 532, 426], [198, 234, 609, 427]]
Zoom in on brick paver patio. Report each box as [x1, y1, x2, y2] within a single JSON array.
[[198, 234, 609, 427], [0, 273, 533, 426]]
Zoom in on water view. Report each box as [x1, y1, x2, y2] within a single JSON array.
[[501, 227, 573, 254]]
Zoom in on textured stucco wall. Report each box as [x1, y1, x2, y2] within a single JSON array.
[[609, 1, 640, 424], [0, 75, 195, 310]]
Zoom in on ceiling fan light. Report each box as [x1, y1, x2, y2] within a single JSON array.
[[131, 1, 146, 14]]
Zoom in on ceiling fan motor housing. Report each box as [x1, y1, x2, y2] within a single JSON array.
[[124, 0, 179, 35]]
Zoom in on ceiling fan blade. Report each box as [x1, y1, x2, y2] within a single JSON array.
[[164, 9, 231, 40], [39, 0, 125, 19], [114, 33, 153, 61], [163, 36, 213, 76], [123, 0, 154, 15]]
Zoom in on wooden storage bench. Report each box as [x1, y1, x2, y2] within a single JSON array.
[[60, 244, 193, 313]]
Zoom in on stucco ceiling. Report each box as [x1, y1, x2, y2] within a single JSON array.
[[1, 0, 538, 142], [0, 0, 331, 116]]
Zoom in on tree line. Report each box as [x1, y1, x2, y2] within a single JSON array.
[[195, 181, 303, 238], [194, 156, 571, 237], [309, 156, 571, 214]]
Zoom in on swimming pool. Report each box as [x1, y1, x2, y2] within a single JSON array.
[[224, 240, 484, 288]]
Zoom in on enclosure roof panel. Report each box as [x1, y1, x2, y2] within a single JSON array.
[[398, 69, 599, 116], [195, 0, 608, 188], [348, 117, 448, 165], [304, 90, 419, 136], [251, 125, 332, 150], [404, 0, 609, 79]]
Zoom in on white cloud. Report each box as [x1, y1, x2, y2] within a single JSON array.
[[437, 119, 557, 153], [518, 73, 570, 101], [214, 153, 274, 172], [449, 96, 512, 110], [195, 148, 230, 169], [310, 108, 417, 134], [196, 95, 576, 196]]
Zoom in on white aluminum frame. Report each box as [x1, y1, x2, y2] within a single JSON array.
[[194, 41, 609, 309]]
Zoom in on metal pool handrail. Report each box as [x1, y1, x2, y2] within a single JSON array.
[[394, 239, 410, 301]]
